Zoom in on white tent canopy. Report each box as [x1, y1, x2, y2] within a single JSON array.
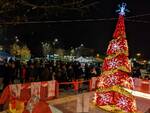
[[74, 56, 89, 63]]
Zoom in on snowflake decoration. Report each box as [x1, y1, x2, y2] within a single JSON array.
[[112, 43, 120, 51], [117, 97, 128, 107], [106, 76, 118, 86], [99, 94, 110, 103], [108, 59, 118, 68], [107, 38, 127, 55]]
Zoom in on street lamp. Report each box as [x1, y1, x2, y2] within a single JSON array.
[[15, 36, 19, 42], [54, 38, 58, 43], [52, 38, 59, 61], [52, 38, 58, 46], [80, 43, 84, 47], [136, 53, 141, 57], [0, 45, 3, 51]]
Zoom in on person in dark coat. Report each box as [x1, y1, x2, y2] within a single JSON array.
[[84, 63, 91, 80], [9, 62, 17, 84], [20, 64, 27, 83], [40, 64, 50, 81], [67, 65, 75, 81], [132, 67, 141, 78], [3, 63, 11, 88], [26, 64, 37, 82], [0, 63, 4, 91]]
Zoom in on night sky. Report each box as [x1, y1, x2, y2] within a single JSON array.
[[5, 0, 150, 58]]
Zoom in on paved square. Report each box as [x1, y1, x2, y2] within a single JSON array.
[[48, 92, 150, 113]]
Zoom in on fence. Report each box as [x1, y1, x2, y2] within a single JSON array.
[[0, 80, 57, 105], [0, 77, 150, 105]]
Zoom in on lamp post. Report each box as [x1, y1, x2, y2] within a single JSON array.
[[80, 43, 84, 47], [52, 38, 58, 61], [136, 53, 141, 57], [15, 36, 19, 42], [0, 45, 3, 51]]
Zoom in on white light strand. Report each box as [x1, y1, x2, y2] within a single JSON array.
[[124, 88, 150, 100]]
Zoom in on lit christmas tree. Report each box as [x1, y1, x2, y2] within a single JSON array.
[[94, 3, 137, 113]]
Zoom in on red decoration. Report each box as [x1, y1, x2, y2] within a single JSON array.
[[10, 99, 16, 109], [113, 15, 126, 39], [97, 71, 133, 89], [94, 7, 137, 113], [102, 54, 131, 72], [32, 101, 52, 113], [96, 92, 114, 106], [114, 92, 137, 112], [107, 38, 128, 55]]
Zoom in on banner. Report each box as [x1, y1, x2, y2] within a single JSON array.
[[31, 82, 41, 99], [9, 84, 21, 98], [48, 80, 56, 97], [91, 77, 97, 90]]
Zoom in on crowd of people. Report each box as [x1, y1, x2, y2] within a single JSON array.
[[132, 61, 150, 80], [0, 58, 150, 92], [0, 59, 101, 91]]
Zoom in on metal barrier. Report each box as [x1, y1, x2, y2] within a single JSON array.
[[56, 80, 91, 97]]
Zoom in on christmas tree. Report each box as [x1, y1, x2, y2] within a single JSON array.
[[93, 3, 137, 113]]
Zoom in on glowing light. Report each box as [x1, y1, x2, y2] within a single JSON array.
[[136, 53, 141, 57], [80, 44, 84, 47], [106, 76, 117, 86], [117, 97, 128, 106], [124, 88, 150, 100], [54, 38, 58, 42], [116, 3, 129, 15], [100, 94, 110, 104], [0, 46, 3, 50], [108, 59, 118, 67], [111, 43, 120, 51], [113, 44, 118, 48], [97, 80, 104, 87]]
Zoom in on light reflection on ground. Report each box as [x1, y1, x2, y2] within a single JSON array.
[[48, 92, 150, 113]]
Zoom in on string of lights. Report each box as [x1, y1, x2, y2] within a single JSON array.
[[0, 17, 150, 25], [20, 0, 86, 9], [126, 13, 150, 19], [1, 12, 150, 20], [1, 1, 150, 25], [125, 19, 150, 24], [0, 17, 117, 25], [0, 0, 100, 17]]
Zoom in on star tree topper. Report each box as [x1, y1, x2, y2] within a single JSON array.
[[116, 3, 129, 15]]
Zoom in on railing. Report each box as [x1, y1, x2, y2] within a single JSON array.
[[0, 77, 150, 105]]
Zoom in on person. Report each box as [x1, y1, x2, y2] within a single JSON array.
[[49, 66, 54, 80], [26, 64, 37, 82], [21, 64, 27, 83], [9, 62, 17, 84], [0, 62, 4, 91], [84, 63, 91, 80], [76, 63, 83, 80], [3, 63, 11, 89], [61, 65, 68, 82], [40, 64, 50, 81], [90, 66, 97, 77], [67, 65, 75, 81], [132, 67, 141, 78]]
